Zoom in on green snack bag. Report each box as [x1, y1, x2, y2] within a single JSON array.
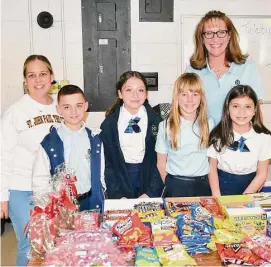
[[135, 246, 160, 266]]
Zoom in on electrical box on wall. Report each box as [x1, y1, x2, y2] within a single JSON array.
[[139, 0, 173, 22], [142, 72, 158, 91]]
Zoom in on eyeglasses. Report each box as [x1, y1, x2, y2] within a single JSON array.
[[203, 30, 229, 39]]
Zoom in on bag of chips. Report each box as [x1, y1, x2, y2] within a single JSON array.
[[216, 243, 265, 265], [135, 246, 160, 266], [155, 244, 196, 266]]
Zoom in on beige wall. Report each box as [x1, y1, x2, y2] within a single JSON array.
[[1, 0, 271, 179]]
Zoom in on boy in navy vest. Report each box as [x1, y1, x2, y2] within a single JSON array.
[[32, 85, 104, 211]]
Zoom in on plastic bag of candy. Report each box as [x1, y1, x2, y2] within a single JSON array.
[[242, 235, 271, 263], [74, 210, 100, 230], [134, 201, 164, 213], [134, 201, 165, 223], [216, 243, 265, 265], [27, 195, 60, 259], [45, 229, 128, 266], [103, 209, 132, 222]]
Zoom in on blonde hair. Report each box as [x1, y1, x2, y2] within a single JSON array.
[[190, 10, 248, 69], [166, 73, 209, 149]]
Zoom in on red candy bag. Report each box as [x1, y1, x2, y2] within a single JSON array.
[[242, 235, 271, 263], [216, 243, 265, 265]]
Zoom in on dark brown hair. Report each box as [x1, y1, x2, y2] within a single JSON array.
[[57, 84, 86, 103], [209, 85, 271, 152], [105, 71, 148, 117]]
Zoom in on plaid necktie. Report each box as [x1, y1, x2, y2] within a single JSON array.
[[228, 136, 250, 152], [124, 116, 141, 133]]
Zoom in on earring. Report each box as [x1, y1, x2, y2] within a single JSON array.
[[23, 82, 28, 94]]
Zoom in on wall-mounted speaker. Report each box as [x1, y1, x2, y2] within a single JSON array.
[[37, 11, 54, 29]]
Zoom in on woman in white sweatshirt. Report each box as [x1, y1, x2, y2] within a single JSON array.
[[0, 55, 62, 266]]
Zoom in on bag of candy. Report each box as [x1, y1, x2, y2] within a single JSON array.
[[74, 210, 100, 230], [242, 235, 271, 263], [27, 195, 60, 259], [216, 243, 265, 265]]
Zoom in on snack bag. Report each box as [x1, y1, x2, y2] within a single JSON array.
[[151, 216, 177, 231], [103, 209, 132, 222], [155, 244, 197, 266], [216, 243, 265, 265], [214, 229, 246, 244], [200, 197, 225, 219], [243, 235, 271, 263], [152, 229, 180, 247], [112, 213, 152, 248], [191, 205, 214, 233], [139, 210, 165, 223], [135, 246, 160, 266], [134, 201, 164, 213], [165, 201, 199, 217]]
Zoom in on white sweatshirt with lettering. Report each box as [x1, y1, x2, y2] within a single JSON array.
[[0, 94, 61, 201]]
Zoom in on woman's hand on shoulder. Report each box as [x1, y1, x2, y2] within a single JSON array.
[[1, 201, 9, 219]]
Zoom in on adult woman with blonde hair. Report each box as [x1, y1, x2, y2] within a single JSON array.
[[1, 55, 62, 266], [186, 10, 263, 124], [155, 73, 215, 197]]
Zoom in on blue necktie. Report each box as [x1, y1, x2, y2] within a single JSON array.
[[124, 116, 141, 133], [228, 136, 250, 152]]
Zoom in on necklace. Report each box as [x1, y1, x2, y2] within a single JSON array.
[[209, 64, 222, 73], [211, 68, 221, 74]]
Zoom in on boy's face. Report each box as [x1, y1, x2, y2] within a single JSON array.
[[57, 93, 88, 130]]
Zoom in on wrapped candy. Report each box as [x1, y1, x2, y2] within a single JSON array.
[[27, 165, 79, 259], [242, 235, 271, 263], [103, 209, 132, 222], [45, 229, 128, 266], [74, 211, 100, 230], [27, 195, 60, 259]]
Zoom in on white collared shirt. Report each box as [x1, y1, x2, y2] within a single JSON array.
[[57, 122, 91, 194], [118, 105, 148, 163], [207, 128, 271, 174]]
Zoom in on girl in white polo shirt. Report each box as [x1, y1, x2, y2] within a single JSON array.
[[156, 73, 215, 197], [208, 85, 271, 196]]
